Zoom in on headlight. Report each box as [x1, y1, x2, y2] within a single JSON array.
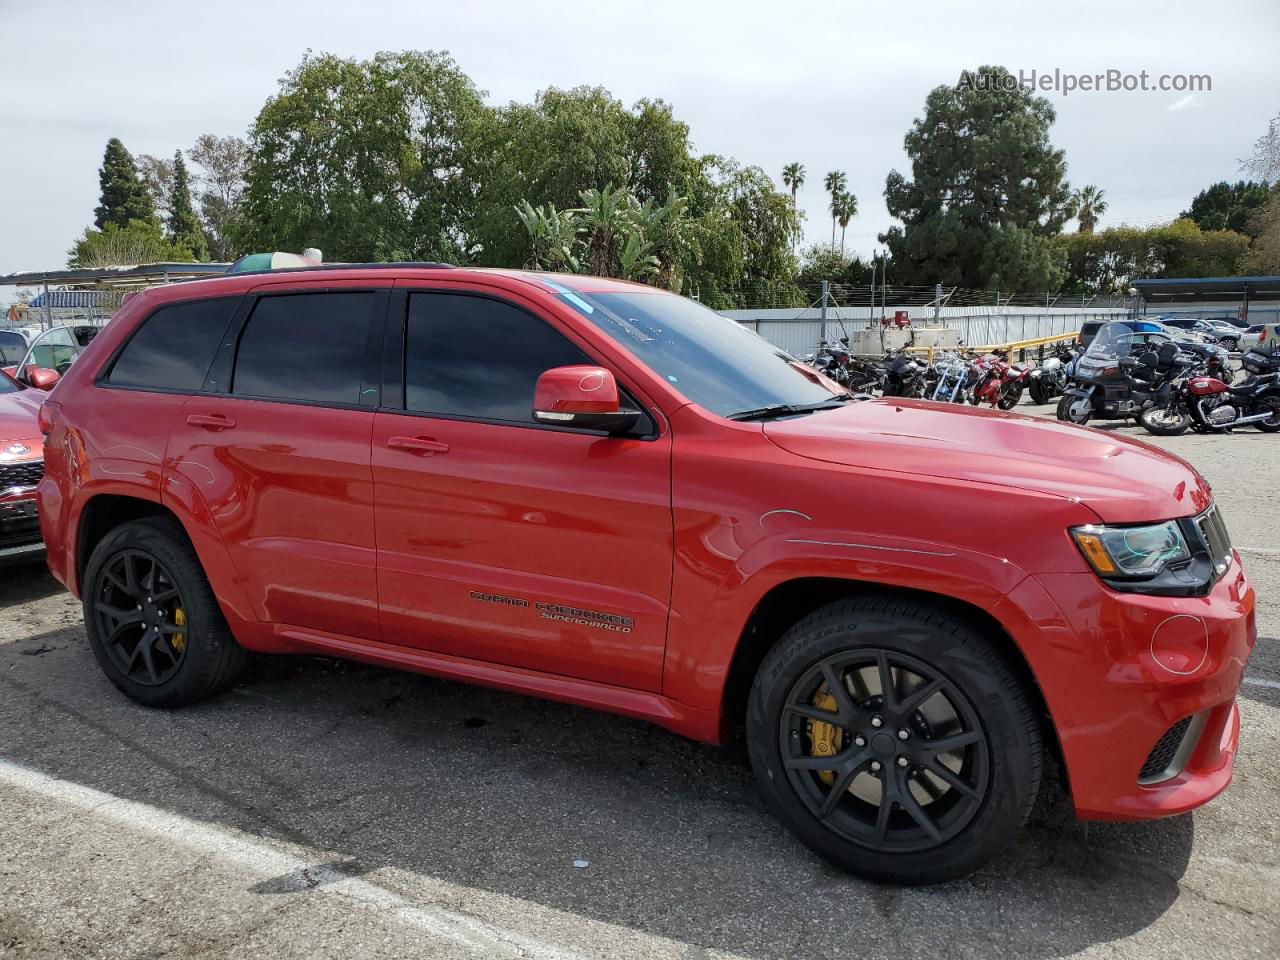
[[1071, 522, 1191, 578]]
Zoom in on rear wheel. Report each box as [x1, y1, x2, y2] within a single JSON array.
[[1027, 379, 1048, 405], [83, 517, 246, 708], [1056, 393, 1092, 425], [1139, 403, 1192, 436], [1220, 337, 1238, 352], [746, 598, 1042, 885], [997, 385, 1023, 410], [1256, 397, 1280, 433]]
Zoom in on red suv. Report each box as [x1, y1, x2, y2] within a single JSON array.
[[37, 265, 1256, 883]]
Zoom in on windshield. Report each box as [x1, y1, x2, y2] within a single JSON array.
[[1084, 322, 1135, 362], [551, 287, 843, 416]]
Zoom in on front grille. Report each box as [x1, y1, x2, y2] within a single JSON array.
[[0, 459, 43, 490], [1138, 716, 1193, 784], [1196, 505, 1232, 574], [0, 497, 41, 548]]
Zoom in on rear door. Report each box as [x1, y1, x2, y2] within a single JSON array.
[[371, 284, 673, 691], [168, 284, 386, 640]]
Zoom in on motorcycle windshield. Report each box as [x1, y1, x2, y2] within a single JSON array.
[[1076, 323, 1133, 380]]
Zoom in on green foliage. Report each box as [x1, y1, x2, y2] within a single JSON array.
[[881, 65, 1072, 289], [1058, 218, 1251, 294], [781, 162, 805, 205], [797, 244, 872, 288], [188, 134, 249, 262], [1072, 185, 1107, 234], [1182, 181, 1271, 237], [167, 152, 209, 260], [239, 50, 486, 262], [94, 138, 154, 229], [68, 219, 194, 269], [1238, 189, 1280, 274]]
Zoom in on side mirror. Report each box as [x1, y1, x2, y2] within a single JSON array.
[[533, 365, 639, 433], [28, 367, 60, 391]]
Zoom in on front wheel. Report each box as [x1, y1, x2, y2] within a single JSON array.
[[1056, 392, 1092, 424], [83, 517, 246, 708], [1139, 403, 1192, 436], [746, 598, 1042, 885], [1027, 379, 1048, 405], [997, 385, 1023, 410]]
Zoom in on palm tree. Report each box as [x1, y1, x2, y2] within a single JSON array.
[[781, 162, 806, 209], [1074, 185, 1108, 234], [833, 192, 859, 256], [824, 170, 847, 247]]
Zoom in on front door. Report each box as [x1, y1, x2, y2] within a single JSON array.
[[372, 288, 673, 691]]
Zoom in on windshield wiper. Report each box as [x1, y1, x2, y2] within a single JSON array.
[[727, 397, 852, 422]]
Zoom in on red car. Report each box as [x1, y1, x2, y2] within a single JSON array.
[[36, 266, 1256, 884], [0, 363, 57, 562]]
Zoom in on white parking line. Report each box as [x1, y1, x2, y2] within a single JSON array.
[[0, 757, 588, 960]]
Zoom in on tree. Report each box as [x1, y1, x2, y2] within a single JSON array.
[[94, 138, 154, 229], [781, 162, 805, 208], [832, 191, 858, 255], [1243, 112, 1280, 181], [881, 66, 1073, 289], [68, 219, 194, 269], [137, 153, 175, 221], [240, 50, 486, 262], [166, 152, 208, 260], [1073, 185, 1108, 233], [823, 170, 847, 247], [1059, 218, 1250, 295], [188, 134, 249, 261], [796, 243, 872, 288], [1182, 180, 1271, 237]]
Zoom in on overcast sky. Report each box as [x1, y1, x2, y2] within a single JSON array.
[[1, 0, 1277, 278]]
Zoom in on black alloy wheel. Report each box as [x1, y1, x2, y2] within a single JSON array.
[[778, 648, 989, 853], [93, 549, 189, 686]]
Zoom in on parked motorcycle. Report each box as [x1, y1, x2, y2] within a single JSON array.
[[1026, 346, 1075, 405], [927, 353, 978, 404], [971, 350, 1030, 410], [1139, 343, 1280, 435], [1056, 323, 1192, 426], [880, 351, 926, 398]]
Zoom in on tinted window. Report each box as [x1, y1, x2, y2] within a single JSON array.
[[0, 370, 18, 394], [233, 292, 374, 405], [109, 297, 236, 391], [0, 332, 25, 364], [405, 294, 590, 422]]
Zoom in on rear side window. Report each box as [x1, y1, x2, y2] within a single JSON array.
[[404, 293, 589, 422], [232, 292, 375, 405], [0, 332, 25, 364], [108, 297, 236, 391]]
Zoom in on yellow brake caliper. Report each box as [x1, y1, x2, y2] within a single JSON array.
[[171, 607, 187, 653], [807, 686, 843, 786]]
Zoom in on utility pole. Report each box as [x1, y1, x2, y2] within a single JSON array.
[[819, 280, 829, 344]]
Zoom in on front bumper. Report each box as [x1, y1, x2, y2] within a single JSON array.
[[0, 487, 43, 563], [994, 554, 1255, 821]]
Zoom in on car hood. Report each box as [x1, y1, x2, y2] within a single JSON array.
[[763, 398, 1211, 524], [0, 388, 44, 449]]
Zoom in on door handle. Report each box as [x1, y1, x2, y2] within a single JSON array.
[[186, 414, 236, 431], [387, 435, 450, 455]]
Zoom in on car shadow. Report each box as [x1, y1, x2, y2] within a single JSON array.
[[0, 625, 1195, 960], [0, 558, 62, 608]]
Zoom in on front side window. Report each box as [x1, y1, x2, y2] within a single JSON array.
[[0, 332, 26, 365], [26, 327, 78, 372], [232, 292, 375, 405], [404, 293, 589, 422], [551, 288, 841, 416], [108, 297, 237, 392], [0, 370, 19, 394]]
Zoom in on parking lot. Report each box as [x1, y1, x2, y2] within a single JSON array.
[[1, 406, 1277, 960]]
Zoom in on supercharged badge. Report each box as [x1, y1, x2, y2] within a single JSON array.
[[535, 602, 633, 633]]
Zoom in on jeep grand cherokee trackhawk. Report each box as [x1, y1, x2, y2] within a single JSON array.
[[37, 265, 1256, 884]]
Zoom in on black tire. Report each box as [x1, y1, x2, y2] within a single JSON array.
[[1056, 393, 1091, 425], [746, 597, 1042, 885], [83, 517, 246, 708], [1256, 397, 1280, 433], [1138, 404, 1191, 436], [1027, 380, 1048, 405], [997, 386, 1023, 410]]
